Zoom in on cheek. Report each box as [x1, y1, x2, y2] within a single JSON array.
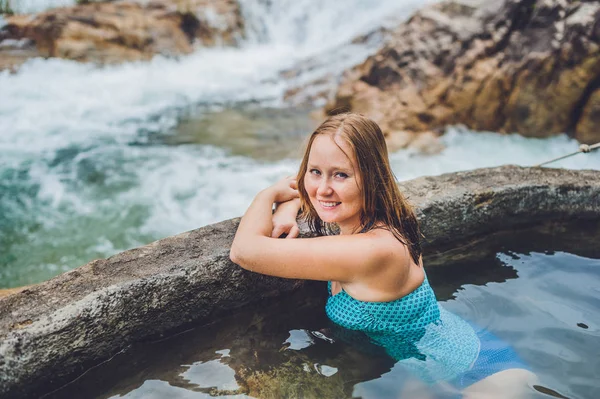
[[347, 185, 363, 208], [304, 176, 317, 197]]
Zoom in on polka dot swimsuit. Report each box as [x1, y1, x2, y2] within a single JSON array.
[[326, 275, 482, 384], [326, 275, 440, 338]]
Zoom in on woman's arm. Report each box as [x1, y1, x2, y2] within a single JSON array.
[[230, 178, 401, 282], [231, 177, 299, 246], [272, 198, 301, 239]]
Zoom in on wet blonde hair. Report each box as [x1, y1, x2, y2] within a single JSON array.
[[296, 113, 422, 264]]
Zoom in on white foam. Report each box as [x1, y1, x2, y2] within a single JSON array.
[[390, 127, 600, 181], [240, 0, 438, 55], [0, 0, 434, 157], [129, 145, 297, 237], [7, 0, 74, 14], [0, 50, 288, 154]]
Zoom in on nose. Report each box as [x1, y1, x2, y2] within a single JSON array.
[[317, 176, 333, 197]]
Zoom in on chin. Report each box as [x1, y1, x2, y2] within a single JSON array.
[[316, 209, 342, 224]]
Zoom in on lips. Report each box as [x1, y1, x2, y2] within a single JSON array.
[[319, 200, 341, 208]]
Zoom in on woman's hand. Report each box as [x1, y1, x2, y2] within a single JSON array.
[[265, 176, 299, 204], [272, 198, 301, 239]]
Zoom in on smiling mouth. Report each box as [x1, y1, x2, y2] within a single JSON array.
[[319, 201, 341, 208]]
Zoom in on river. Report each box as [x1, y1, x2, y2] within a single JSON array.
[[1, 0, 599, 288]]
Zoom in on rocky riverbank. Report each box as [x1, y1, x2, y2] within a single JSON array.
[[1, 165, 599, 398], [320, 0, 600, 144], [3, 0, 600, 149], [0, 0, 244, 71]]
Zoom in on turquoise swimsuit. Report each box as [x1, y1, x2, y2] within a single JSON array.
[[326, 274, 527, 387]]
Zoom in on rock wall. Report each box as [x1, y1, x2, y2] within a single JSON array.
[[0, 0, 244, 70], [324, 0, 600, 144], [0, 166, 599, 398]]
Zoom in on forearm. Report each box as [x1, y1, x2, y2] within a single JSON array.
[[231, 189, 276, 264], [274, 197, 301, 217], [239, 188, 277, 237]]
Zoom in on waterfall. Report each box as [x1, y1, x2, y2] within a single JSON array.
[[5, 0, 75, 14]]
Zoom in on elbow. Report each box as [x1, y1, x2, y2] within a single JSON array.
[[229, 246, 241, 266], [229, 243, 249, 270], [230, 234, 266, 271]]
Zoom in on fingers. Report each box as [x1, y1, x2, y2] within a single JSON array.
[[272, 222, 299, 239], [280, 185, 299, 202], [272, 175, 299, 203], [286, 224, 300, 239], [271, 224, 286, 238], [284, 175, 298, 189]]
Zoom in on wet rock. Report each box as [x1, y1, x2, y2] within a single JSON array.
[[170, 105, 318, 161], [398, 166, 600, 249], [386, 130, 446, 154], [0, 285, 29, 299], [166, 0, 244, 46], [280, 15, 401, 114], [575, 87, 600, 143], [0, 39, 39, 72], [0, 0, 244, 69], [1, 165, 599, 398], [324, 0, 600, 144]]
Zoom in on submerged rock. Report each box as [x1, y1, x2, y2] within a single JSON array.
[[0, 0, 244, 69], [0, 166, 599, 398], [324, 0, 600, 144]]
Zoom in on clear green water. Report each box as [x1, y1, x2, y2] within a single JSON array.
[[0, 105, 314, 289]]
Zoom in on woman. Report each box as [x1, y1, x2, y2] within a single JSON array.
[[230, 113, 536, 397]]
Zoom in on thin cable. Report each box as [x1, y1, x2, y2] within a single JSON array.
[[534, 142, 600, 167]]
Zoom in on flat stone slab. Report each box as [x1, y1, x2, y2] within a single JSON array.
[[1, 165, 599, 398]]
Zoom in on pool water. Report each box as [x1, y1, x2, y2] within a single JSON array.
[[47, 232, 600, 399]]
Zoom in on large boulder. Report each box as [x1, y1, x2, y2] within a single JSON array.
[[323, 0, 600, 145], [0, 166, 599, 398], [0, 0, 244, 69]]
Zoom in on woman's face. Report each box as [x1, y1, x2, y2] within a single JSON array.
[[304, 134, 363, 235]]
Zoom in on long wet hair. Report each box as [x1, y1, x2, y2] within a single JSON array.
[[296, 113, 422, 265]]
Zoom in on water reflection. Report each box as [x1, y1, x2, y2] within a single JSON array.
[[43, 290, 479, 398], [181, 354, 241, 395], [47, 281, 402, 399]]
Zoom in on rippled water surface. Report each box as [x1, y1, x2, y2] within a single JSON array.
[[47, 228, 600, 399]]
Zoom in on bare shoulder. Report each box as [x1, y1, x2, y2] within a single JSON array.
[[362, 227, 409, 257], [330, 228, 399, 265], [343, 228, 419, 301]]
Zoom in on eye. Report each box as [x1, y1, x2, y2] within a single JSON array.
[[309, 168, 321, 176], [335, 172, 349, 179]]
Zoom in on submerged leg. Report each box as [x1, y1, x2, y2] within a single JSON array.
[[462, 368, 538, 399]]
